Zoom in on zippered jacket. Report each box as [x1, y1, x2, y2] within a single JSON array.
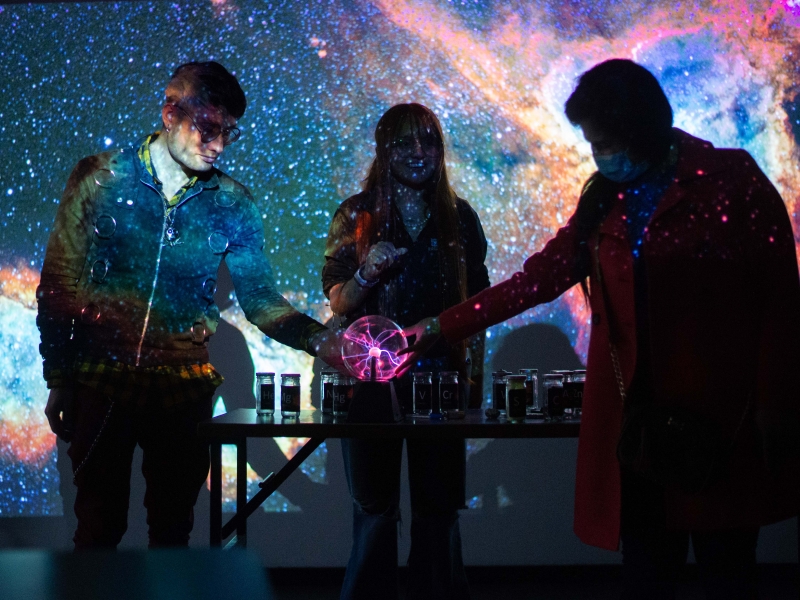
[[37, 145, 325, 386]]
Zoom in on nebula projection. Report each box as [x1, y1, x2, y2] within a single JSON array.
[[1, 0, 798, 515]]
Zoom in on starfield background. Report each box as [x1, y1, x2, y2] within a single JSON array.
[[1, 0, 799, 519]]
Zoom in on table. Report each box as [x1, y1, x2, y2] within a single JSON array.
[[198, 409, 580, 548]]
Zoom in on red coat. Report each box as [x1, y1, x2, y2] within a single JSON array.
[[440, 130, 800, 551]]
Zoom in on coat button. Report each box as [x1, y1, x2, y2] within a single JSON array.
[[94, 215, 117, 239], [90, 259, 109, 283], [208, 232, 229, 254], [592, 313, 602, 326], [214, 191, 237, 207], [80, 303, 101, 324], [93, 169, 116, 188], [202, 277, 217, 299]]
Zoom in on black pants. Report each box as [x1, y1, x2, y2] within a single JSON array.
[[340, 437, 469, 600], [68, 384, 212, 550], [621, 470, 760, 600]]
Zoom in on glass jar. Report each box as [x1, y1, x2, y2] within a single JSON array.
[[412, 372, 433, 416], [439, 371, 460, 412], [492, 371, 509, 415], [554, 370, 573, 419], [519, 368, 539, 417], [542, 373, 565, 420], [505, 374, 527, 423], [320, 368, 337, 415], [569, 369, 586, 419], [280, 373, 301, 417], [256, 372, 275, 416], [554, 370, 573, 382], [332, 373, 356, 417]]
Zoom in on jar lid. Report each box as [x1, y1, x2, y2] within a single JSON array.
[[256, 372, 275, 376]]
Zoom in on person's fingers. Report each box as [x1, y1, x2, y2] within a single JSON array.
[[370, 246, 389, 263], [365, 243, 407, 278], [395, 353, 419, 378], [44, 403, 65, 438], [400, 324, 422, 345], [397, 344, 415, 357], [46, 414, 64, 438]]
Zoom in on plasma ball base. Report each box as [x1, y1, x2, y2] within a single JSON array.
[[346, 381, 403, 424]]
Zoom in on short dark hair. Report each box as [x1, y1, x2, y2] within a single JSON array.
[[564, 59, 673, 164], [166, 61, 246, 119]]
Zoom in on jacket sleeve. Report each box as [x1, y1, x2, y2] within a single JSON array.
[[36, 157, 99, 388], [225, 191, 327, 354], [440, 215, 585, 344], [737, 152, 800, 476], [321, 203, 360, 299]]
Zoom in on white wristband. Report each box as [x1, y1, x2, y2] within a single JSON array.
[[353, 266, 378, 288]]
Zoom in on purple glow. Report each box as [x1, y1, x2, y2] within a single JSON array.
[[341, 315, 408, 381]]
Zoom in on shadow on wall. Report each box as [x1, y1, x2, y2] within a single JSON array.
[[466, 323, 585, 514], [491, 323, 585, 380], [209, 261, 335, 514]]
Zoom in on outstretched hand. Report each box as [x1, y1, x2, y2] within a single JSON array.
[[396, 317, 441, 377], [309, 327, 348, 372]]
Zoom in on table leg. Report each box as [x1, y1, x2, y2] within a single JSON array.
[[220, 437, 326, 541], [236, 438, 247, 546], [210, 441, 222, 547]]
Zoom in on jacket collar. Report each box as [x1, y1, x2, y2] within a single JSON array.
[[599, 128, 721, 237], [650, 128, 720, 223], [132, 136, 220, 206]]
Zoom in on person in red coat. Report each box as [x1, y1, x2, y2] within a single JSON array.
[[401, 59, 800, 599]]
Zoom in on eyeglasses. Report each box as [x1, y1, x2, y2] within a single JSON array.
[[172, 104, 241, 146], [390, 134, 442, 154]]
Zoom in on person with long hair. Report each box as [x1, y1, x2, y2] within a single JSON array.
[[402, 60, 800, 598], [322, 103, 489, 600]]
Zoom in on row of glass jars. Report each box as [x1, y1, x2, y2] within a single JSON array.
[[259, 371, 362, 418], [261, 368, 586, 420], [492, 369, 586, 421]]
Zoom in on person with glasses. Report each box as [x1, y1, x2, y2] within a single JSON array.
[[37, 61, 344, 550]]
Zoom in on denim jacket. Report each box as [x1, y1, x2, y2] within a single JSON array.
[[37, 143, 325, 385]]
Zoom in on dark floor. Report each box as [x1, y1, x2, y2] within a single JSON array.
[[268, 565, 799, 600]]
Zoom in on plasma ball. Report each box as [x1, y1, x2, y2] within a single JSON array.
[[341, 315, 408, 381]]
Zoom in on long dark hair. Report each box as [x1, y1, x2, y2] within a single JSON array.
[[357, 103, 467, 317], [564, 60, 674, 292]]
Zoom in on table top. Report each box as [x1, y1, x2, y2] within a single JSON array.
[[198, 409, 580, 441]]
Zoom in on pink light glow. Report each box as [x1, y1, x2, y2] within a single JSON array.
[[341, 315, 408, 381]]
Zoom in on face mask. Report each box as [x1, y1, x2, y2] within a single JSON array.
[[593, 150, 650, 183]]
